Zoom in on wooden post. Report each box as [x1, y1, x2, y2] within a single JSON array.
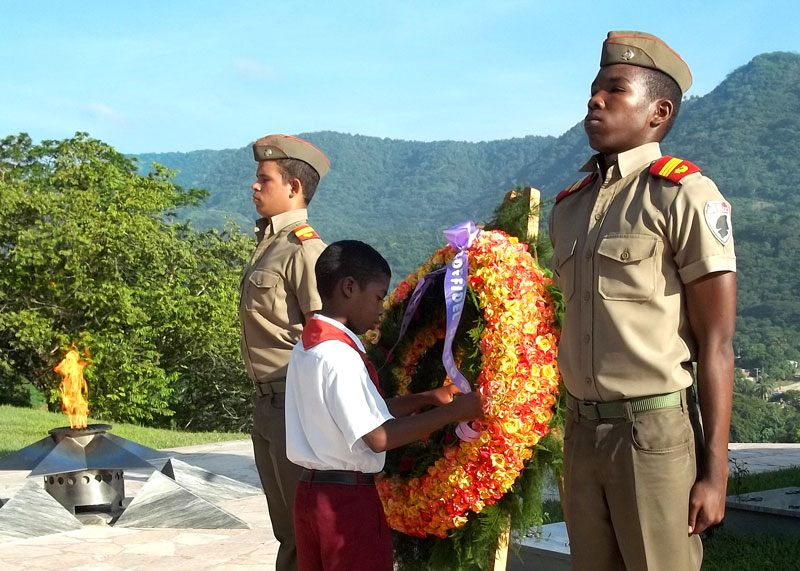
[[489, 186, 541, 571], [525, 187, 541, 244], [490, 518, 511, 571]]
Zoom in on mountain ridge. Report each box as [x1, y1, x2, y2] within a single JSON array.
[[133, 51, 800, 372]]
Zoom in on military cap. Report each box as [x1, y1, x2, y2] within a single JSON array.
[[252, 134, 330, 178], [601, 31, 692, 94]]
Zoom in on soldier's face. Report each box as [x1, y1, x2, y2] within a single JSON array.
[[584, 64, 658, 156], [252, 161, 293, 218]]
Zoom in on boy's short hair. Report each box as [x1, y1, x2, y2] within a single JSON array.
[[275, 158, 321, 204], [316, 240, 391, 299], [642, 67, 683, 137]]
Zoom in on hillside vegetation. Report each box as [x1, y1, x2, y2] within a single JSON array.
[[136, 52, 800, 391]]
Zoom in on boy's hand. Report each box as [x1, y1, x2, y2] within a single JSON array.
[[428, 384, 461, 406], [451, 390, 486, 421]]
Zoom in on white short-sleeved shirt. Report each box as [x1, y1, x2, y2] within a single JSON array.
[[285, 314, 394, 473]]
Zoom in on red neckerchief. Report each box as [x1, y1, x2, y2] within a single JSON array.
[[302, 317, 383, 395]]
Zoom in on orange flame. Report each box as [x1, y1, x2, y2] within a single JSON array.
[[54, 349, 90, 429]]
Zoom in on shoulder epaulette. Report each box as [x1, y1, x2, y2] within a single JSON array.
[[293, 224, 320, 242], [649, 156, 701, 184], [555, 174, 594, 203]]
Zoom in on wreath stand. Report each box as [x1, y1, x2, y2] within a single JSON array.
[[489, 186, 541, 571]]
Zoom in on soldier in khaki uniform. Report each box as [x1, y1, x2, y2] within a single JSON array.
[[239, 134, 329, 571], [549, 32, 736, 570]]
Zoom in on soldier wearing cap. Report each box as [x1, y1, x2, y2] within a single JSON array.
[[549, 32, 736, 570], [239, 134, 330, 571]]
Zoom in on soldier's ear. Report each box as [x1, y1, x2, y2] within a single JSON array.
[[651, 98, 673, 130], [288, 177, 303, 199]]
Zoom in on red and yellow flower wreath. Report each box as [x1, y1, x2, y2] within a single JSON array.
[[367, 228, 561, 538]]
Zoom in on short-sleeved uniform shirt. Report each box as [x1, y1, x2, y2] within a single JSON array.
[[285, 314, 394, 473], [239, 209, 327, 383], [549, 142, 736, 401]]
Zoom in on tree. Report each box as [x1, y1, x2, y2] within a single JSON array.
[[0, 133, 253, 429], [730, 393, 800, 443]]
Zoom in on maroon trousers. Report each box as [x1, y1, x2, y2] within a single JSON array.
[[293, 478, 392, 571]]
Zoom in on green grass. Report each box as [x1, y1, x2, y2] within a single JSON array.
[[702, 530, 800, 570], [728, 465, 800, 495], [0, 404, 248, 458]]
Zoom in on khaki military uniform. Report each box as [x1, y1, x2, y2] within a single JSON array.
[[240, 208, 326, 571], [549, 142, 736, 570]]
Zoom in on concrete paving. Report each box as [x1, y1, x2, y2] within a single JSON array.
[[0, 440, 798, 570], [728, 442, 800, 474]]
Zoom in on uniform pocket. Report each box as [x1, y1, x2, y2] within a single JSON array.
[[631, 407, 692, 454], [553, 238, 577, 301], [597, 234, 658, 301], [245, 269, 281, 312]]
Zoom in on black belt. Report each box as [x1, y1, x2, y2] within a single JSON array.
[[254, 380, 286, 397], [300, 469, 375, 486]]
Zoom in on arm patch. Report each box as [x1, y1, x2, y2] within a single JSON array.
[[555, 174, 595, 203], [649, 156, 701, 184]]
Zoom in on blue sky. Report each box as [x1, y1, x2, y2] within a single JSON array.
[[2, 0, 798, 153]]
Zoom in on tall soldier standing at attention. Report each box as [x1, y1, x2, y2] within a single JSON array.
[[240, 134, 329, 571], [549, 32, 736, 570]]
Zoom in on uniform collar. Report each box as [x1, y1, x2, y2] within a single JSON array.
[[310, 314, 365, 353], [254, 208, 309, 242], [580, 142, 662, 178]]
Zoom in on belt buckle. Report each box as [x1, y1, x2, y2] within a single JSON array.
[[579, 400, 601, 420]]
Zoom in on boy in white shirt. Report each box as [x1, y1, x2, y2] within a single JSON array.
[[285, 240, 483, 571]]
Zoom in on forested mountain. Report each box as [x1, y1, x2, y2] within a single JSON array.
[[134, 51, 800, 384]]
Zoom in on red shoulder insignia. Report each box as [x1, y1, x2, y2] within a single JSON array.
[[649, 156, 701, 184], [293, 224, 320, 242], [555, 174, 594, 203]]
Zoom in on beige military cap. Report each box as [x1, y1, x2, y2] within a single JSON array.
[[252, 134, 330, 178], [601, 31, 692, 94]]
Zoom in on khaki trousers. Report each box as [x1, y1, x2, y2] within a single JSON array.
[[563, 401, 703, 571], [252, 391, 303, 571]]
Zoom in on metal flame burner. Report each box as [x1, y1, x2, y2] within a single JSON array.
[[48, 423, 112, 443], [44, 468, 124, 514], [43, 424, 125, 514]]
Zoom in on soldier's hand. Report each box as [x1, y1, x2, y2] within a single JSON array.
[[688, 476, 727, 535]]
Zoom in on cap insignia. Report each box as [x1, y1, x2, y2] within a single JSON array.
[[621, 49, 635, 61]]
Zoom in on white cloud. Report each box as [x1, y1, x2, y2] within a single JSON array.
[[233, 59, 277, 81]]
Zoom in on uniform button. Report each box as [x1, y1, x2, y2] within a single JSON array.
[[257, 278, 263, 285], [620, 249, 630, 261], [585, 377, 592, 384], [584, 250, 592, 259], [583, 291, 591, 301], [583, 334, 591, 343], [594, 213, 602, 221]]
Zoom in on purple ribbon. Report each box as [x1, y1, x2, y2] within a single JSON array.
[[441, 221, 478, 395], [389, 221, 481, 442], [442, 222, 481, 441]]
